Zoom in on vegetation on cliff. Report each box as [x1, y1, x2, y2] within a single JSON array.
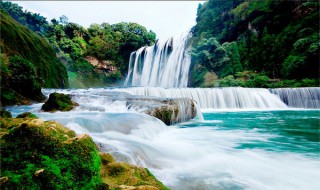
[[0, 10, 68, 106], [0, 1, 156, 88], [190, 0, 319, 87]]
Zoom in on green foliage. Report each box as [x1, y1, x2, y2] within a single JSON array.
[[108, 71, 122, 81], [1, 54, 45, 105], [188, 65, 207, 87], [1, 1, 156, 87], [0, 10, 68, 88], [8, 56, 43, 99], [191, 0, 319, 87], [0, 110, 12, 118], [0, 0, 49, 35], [41, 93, 76, 112], [0, 118, 102, 189], [191, 37, 232, 78], [205, 71, 319, 88], [222, 41, 243, 73], [67, 58, 110, 88]]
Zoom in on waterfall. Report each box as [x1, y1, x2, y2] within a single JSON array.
[[117, 87, 289, 109], [124, 32, 192, 88], [270, 87, 320, 108]]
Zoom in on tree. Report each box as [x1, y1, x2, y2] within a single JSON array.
[[191, 37, 232, 78], [59, 15, 68, 25]]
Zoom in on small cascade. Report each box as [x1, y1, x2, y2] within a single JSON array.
[[194, 101, 204, 121], [270, 87, 320, 108], [116, 87, 288, 109], [124, 32, 192, 88], [42, 88, 199, 125], [172, 98, 197, 124]]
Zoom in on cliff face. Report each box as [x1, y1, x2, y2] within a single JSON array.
[[0, 10, 68, 106], [85, 56, 118, 74]]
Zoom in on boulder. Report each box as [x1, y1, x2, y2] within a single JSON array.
[[127, 98, 197, 125], [100, 159, 168, 190], [16, 112, 38, 119], [0, 116, 169, 190], [41, 93, 78, 112], [0, 117, 102, 189]]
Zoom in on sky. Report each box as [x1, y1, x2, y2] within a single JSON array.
[[15, 1, 206, 40]]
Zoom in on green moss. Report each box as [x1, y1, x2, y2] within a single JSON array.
[[0, 117, 168, 190], [41, 93, 77, 112], [0, 87, 31, 106], [0, 110, 12, 118], [16, 112, 38, 119], [154, 108, 172, 126], [99, 152, 115, 165], [0, 118, 102, 189], [101, 161, 169, 190]]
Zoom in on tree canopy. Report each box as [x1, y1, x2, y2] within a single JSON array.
[[191, 0, 319, 86]]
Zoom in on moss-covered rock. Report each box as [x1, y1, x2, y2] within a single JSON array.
[[0, 109, 12, 118], [100, 160, 168, 190], [0, 116, 169, 190], [16, 112, 38, 119], [99, 152, 115, 165], [42, 93, 78, 112], [127, 98, 196, 125], [0, 117, 103, 189]]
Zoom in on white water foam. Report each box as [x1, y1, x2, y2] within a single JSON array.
[[7, 88, 320, 190], [115, 87, 288, 109], [32, 111, 320, 190]]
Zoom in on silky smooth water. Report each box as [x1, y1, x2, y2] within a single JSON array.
[[7, 88, 320, 190], [124, 32, 192, 88]]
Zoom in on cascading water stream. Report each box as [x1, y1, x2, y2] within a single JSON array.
[[116, 87, 289, 109], [124, 32, 192, 88], [270, 87, 320, 108]]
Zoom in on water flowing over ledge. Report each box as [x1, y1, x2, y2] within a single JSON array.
[[41, 88, 199, 125], [116, 87, 320, 109], [270, 87, 320, 108], [124, 32, 192, 88]]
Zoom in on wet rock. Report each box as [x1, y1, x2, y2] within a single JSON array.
[[100, 160, 168, 190], [127, 98, 196, 125], [16, 112, 38, 119], [41, 93, 78, 112], [0, 176, 9, 184], [34, 169, 44, 177], [0, 117, 100, 189]]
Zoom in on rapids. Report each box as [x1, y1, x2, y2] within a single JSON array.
[[7, 87, 320, 190]]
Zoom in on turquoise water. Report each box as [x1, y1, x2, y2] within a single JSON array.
[[181, 110, 320, 157], [7, 102, 320, 189]]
